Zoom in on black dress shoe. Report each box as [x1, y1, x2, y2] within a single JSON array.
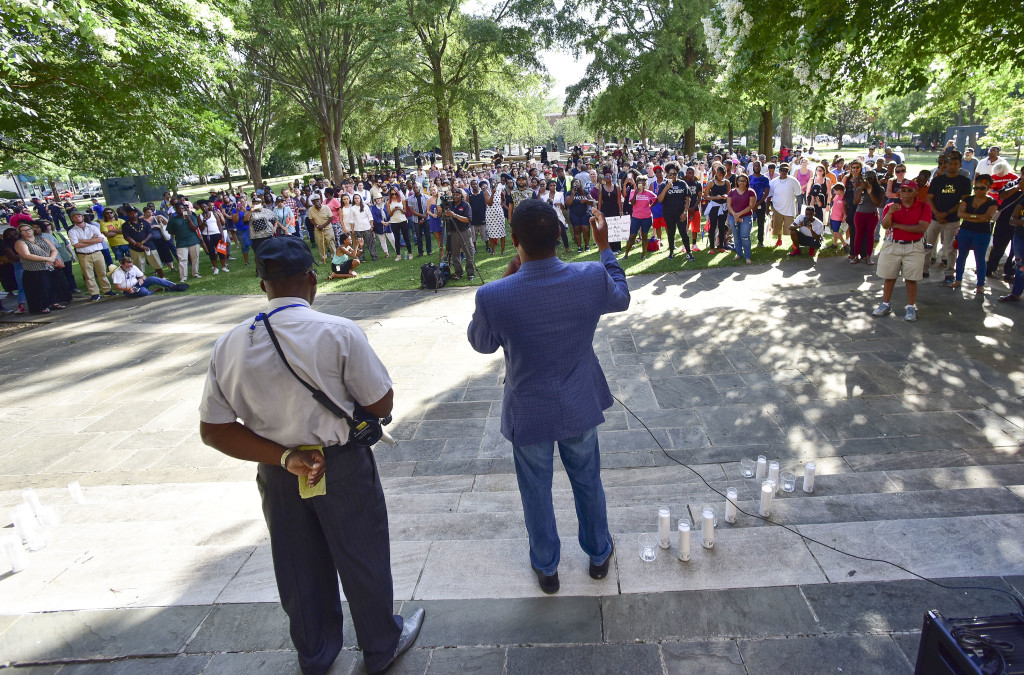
[[589, 543, 614, 580], [368, 608, 425, 675], [533, 567, 559, 594]]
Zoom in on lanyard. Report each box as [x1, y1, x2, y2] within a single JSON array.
[[249, 303, 305, 332]]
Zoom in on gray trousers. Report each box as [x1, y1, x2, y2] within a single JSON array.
[[449, 226, 476, 277], [352, 230, 377, 261]]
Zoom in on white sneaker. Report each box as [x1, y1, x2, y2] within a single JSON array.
[[213, 268, 219, 275], [222, 267, 229, 273], [871, 302, 891, 317], [194, 274, 202, 278]]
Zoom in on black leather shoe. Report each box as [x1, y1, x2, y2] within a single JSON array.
[[533, 567, 559, 594], [589, 543, 614, 580], [368, 608, 425, 674]]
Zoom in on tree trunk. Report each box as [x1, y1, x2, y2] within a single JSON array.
[[319, 137, 330, 179], [393, 146, 401, 170], [437, 115, 454, 166], [760, 107, 773, 156], [780, 116, 792, 149], [223, 142, 233, 191], [640, 121, 649, 148], [357, 155, 365, 173], [347, 146, 356, 175], [684, 124, 696, 155], [472, 125, 480, 161], [327, 136, 345, 183], [727, 123, 734, 151]]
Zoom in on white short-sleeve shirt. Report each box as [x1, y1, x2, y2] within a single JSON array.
[[199, 297, 393, 448]]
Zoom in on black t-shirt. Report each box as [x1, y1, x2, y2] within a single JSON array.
[[660, 179, 690, 215], [928, 174, 972, 222], [683, 179, 702, 210], [468, 192, 486, 224], [961, 197, 997, 234], [450, 200, 472, 230]]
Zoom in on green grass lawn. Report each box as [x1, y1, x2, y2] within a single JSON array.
[[68, 234, 845, 295]]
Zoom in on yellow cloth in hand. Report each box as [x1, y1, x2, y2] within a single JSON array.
[[294, 444, 327, 499]]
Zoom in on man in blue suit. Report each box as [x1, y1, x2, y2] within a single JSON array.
[[467, 199, 630, 594]]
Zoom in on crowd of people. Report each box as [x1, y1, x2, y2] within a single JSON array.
[[1, 141, 1020, 316]]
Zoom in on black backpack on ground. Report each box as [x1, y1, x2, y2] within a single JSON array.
[[420, 262, 452, 291]]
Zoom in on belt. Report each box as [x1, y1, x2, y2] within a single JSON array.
[[892, 239, 920, 244]]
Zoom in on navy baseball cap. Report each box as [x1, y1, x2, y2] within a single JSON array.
[[254, 236, 314, 281]]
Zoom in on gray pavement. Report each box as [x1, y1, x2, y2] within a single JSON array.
[[1, 255, 1023, 673]]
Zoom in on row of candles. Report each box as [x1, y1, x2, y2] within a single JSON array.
[[2, 484, 85, 573], [641, 459, 816, 562]]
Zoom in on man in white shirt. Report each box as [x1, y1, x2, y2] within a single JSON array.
[[974, 146, 1000, 176], [788, 206, 825, 257], [767, 163, 802, 246], [110, 256, 188, 296], [198, 237, 423, 675], [67, 211, 114, 300]]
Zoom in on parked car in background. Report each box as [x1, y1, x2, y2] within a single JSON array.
[[581, 143, 596, 153], [604, 143, 619, 152], [532, 146, 545, 155], [453, 152, 469, 162], [479, 149, 496, 160]]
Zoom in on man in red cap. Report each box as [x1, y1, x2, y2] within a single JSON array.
[[871, 180, 932, 322]]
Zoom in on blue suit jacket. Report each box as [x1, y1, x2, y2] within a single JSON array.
[[467, 249, 630, 445]]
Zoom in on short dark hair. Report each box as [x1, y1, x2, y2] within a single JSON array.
[[510, 199, 561, 257]]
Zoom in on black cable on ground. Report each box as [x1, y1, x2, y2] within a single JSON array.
[[612, 394, 1024, 615]]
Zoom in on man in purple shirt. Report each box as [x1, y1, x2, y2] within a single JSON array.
[[467, 199, 630, 594]]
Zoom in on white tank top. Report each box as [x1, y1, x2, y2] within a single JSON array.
[[201, 213, 220, 236]]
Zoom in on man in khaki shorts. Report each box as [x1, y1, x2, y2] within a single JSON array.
[[871, 180, 933, 322], [768, 163, 801, 246]]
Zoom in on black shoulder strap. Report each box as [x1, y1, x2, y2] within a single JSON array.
[[261, 315, 355, 425]]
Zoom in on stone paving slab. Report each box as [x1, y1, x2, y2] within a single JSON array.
[[3, 255, 1024, 672]]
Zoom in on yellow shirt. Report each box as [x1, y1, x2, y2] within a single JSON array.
[[102, 220, 129, 247]]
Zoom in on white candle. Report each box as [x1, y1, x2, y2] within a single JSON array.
[[755, 455, 767, 480], [725, 488, 738, 524], [677, 520, 690, 561], [759, 482, 773, 517], [68, 481, 86, 504], [1, 535, 27, 573], [803, 461, 816, 493], [702, 506, 715, 549], [768, 461, 780, 493], [658, 507, 671, 549], [11, 505, 46, 551], [21, 489, 42, 518]]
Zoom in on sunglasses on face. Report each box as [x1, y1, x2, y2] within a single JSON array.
[[896, 169, 906, 173], [899, 187, 915, 192], [973, 185, 989, 190]]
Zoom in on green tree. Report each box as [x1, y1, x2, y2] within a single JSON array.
[[1, 0, 234, 177], [399, 0, 548, 166], [249, 0, 391, 180]]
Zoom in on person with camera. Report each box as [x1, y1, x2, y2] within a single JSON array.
[[443, 188, 475, 280], [467, 199, 629, 594], [199, 236, 424, 675]]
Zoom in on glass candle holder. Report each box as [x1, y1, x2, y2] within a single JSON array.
[[740, 458, 756, 478], [780, 471, 797, 493], [755, 455, 767, 480], [724, 488, 738, 523], [638, 533, 659, 562]]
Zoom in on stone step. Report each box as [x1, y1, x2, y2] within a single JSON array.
[[5, 577, 1021, 670]]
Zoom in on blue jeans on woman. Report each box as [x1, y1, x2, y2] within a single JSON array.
[[13, 261, 26, 305], [511, 426, 612, 576], [730, 214, 753, 260], [955, 229, 992, 285]]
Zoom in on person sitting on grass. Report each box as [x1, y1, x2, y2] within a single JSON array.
[[328, 233, 362, 280], [110, 256, 189, 296], [788, 206, 824, 257]]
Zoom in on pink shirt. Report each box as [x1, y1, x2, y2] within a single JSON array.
[[632, 190, 656, 219], [795, 168, 812, 189], [325, 198, 341, 224], [829, 197, 845, 222]]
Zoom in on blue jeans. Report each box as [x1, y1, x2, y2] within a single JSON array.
[[730, 214, 753, 260], [13, 261, 25, 304], [955, 229, 991, 285], [511, 426, 612, 575], [124, 276, 178, 297], [111, 244, 130, 261]]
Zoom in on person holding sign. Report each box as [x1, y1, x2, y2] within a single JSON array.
[[597, 172, 623, 252]]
